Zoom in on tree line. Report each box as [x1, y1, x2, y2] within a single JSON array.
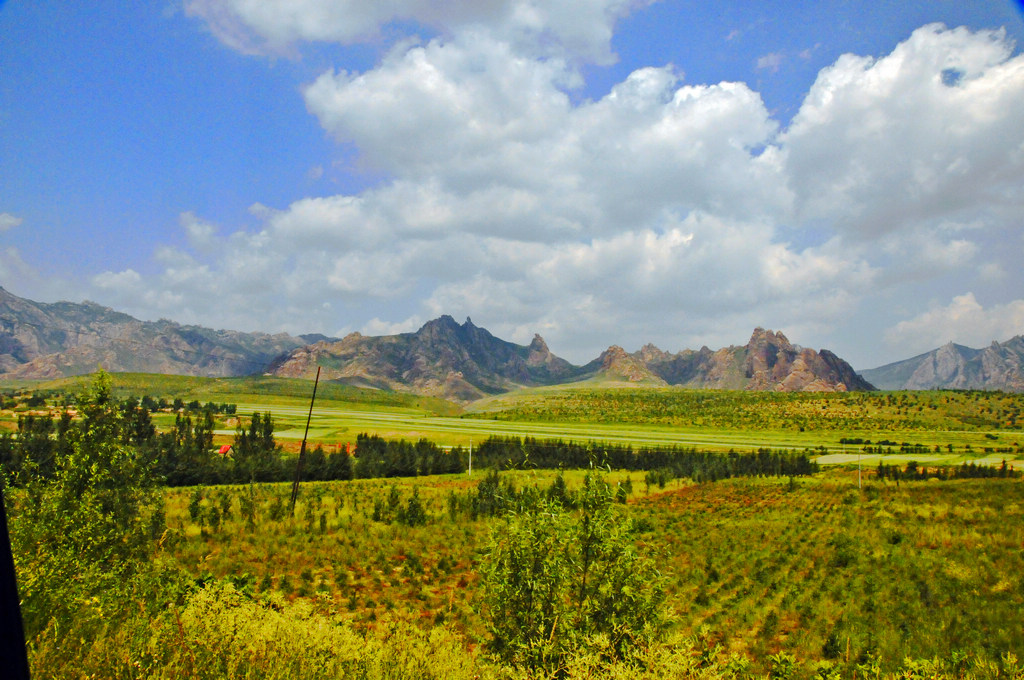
[[875, 459, 1020, 482], [12, 390, 1022, 489], [471, 435, 819, 480], [1, 403, 818, 488]]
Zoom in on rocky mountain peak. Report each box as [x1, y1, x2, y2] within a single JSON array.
[[594, 345, 666, 384], [599, 345, 629, 366], [861, 335, 1023, 391], [636, 343, 669, 363], [747, 327, 792, 351]]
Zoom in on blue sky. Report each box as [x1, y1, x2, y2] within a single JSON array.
[[2, 1, 1024, 369]]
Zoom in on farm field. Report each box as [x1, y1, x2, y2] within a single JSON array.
[[4, 372, 1024, 678], [220, 399, 1024, 471], [4, 374, 1022, 461], [157, 470, 1024, 678]]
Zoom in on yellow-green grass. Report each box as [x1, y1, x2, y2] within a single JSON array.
[[6, 372, 1022, 458], [467, 385, 1024, 431], [4, 372, 461, 415], [817, 452, 1023, 468], [219, 398, 1020, 461], [161, 469, 1024, 677]]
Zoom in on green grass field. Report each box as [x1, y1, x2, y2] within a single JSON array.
[[4, 373, 1022, 465]]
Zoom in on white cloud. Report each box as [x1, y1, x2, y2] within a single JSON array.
[[0, 213, 23, 232], [362, 316, 424, 336], [302, 39, 787, 244], [82, 21, 1024, 366], [185, 0, 643, 63], [180, 212, 219, 253], [782, 24, 1024, 239], [978, 262, 1005, 281], [92, 268, 143, 290], [413, 212, 873, 361], [885, 293, 1024, 352], [0, 247, 46, 295]]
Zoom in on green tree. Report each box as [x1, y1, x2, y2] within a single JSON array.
[[234, 411, 279, 482], [401, 487, 427, 526], [8, 370, 162, 636], [482, 473, 666, 674]]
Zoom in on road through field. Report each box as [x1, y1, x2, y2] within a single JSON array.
[[221, 401, 831, 452]]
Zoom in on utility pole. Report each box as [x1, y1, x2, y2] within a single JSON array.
[[289, 366, 321, 512], [468, 438, 472, 476]]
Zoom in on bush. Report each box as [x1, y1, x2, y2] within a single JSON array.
[[8, 371, 163, 637], [483, 473, 666, 674]]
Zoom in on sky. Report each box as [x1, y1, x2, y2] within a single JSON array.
[[2, 1, 1024, 370]]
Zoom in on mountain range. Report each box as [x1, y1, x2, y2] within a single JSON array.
[[267, 317, 875, 400], [2, 286, 1020, 399], [860, 337, 1024, 392]]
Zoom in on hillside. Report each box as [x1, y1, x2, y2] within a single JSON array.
[[0, 287, 313, 379], [862, 336, 1024, 391]]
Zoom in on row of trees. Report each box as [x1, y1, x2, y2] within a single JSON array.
[[0, 412, 827, 489], [19, 394, 1024, 492], [875, 459, 1020, 481], [472, 436, 819, 479]]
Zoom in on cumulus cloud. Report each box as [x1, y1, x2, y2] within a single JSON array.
[[885, 293, 1024, 352], [303, 40, 787, 242], [782, 24, 1024, 239], [362, 316, 424, 336], [180, 212, 219, 253], [85, 20, 1024, 363], [413, 213, 874, 360]]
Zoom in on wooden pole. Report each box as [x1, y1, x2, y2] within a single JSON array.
[[290, 366, 321, 512]]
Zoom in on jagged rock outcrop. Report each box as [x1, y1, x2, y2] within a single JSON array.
[[743, 327, 874, 392], [267, 316, 580, 401], [861, 336, 1024, 391], [579, 328, 871, 392], [580, 345, 667, 385]]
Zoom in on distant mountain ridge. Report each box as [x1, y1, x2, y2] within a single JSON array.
[[620, 328, 875, 392], [269, 321, 875, 400], [861, 337, 1024, 391], [1, 287, 876, 399], [0, 286, 313, 379]]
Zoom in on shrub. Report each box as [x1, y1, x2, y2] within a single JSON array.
[[8, 371, 163, 637], [483, 472, 666, 674]]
